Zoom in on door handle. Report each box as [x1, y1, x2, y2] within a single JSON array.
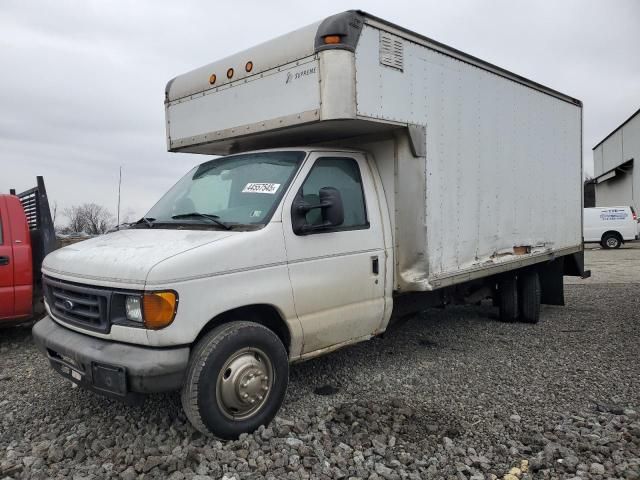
[[0, 256, 9, 266], [371, 256, 379, 275]]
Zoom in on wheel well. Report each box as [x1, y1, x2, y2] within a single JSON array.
[[601, 230, 623, 242], [194, 304, 291, 353]]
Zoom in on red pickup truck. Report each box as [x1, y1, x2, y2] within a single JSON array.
[[0, 177, 56, 325]]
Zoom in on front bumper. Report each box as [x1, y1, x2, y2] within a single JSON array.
[[32, 316, 190, 402]]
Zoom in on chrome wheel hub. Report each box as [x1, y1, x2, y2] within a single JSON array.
[[216, 347, 273, 420]]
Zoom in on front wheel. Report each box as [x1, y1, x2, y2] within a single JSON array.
[[181, 321, 289, 439], [601, 233, 622, 249]]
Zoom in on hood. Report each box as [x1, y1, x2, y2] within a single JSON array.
[[42, 229, 233, 287]]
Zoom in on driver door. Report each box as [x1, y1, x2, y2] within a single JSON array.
[[0, 199, 15, 319], [282, 152, 386, 354]]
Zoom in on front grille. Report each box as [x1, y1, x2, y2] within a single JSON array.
[[44, 277, 111, 333]]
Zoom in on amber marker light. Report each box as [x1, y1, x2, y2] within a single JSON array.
[[323, 35, 342, 44], [227, 67, 234, 79], [209, 73, 217, 85], [142, 291, 178, 329], [245, 61, 254, 73]]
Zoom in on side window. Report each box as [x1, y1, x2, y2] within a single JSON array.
[[300, 157, 368, 229]]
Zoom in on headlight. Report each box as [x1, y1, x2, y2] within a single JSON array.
[[125, 296, 143, 322], [125, 291, 177, 329]]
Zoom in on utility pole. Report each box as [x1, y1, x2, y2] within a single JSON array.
[[117, 166, 122, 229]]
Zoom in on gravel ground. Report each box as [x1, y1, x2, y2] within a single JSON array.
[[566, 243, 640, 285], [1, 280, 639, 479]]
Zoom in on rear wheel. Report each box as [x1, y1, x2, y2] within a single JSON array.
[[601, 233, 622, 249], [498, 276, 518, 322], [518, 270, 541, 324], [181, 321, 289, 439]]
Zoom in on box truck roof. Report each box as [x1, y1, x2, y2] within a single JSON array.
[[165, 10, 581, 155], [166, 10, 580, 106]]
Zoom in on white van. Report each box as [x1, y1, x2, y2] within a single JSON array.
[[584, 206, 639, 248]]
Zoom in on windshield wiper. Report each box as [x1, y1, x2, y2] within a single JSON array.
[[171, 212, 232, 230], [136, 217, 155, 228]]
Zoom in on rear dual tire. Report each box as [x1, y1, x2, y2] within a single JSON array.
[[518, 270, 541, 324], [181, 321, 289, 439], [498, 276, 519, 322], [498, 270, 540, 324]]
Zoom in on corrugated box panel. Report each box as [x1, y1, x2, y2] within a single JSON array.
[[355, 24, 582, 287]]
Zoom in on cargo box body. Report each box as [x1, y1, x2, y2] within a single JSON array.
[[165, 10, 583, 292]]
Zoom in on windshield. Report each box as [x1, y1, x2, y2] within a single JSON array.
[[145, 151, 305, 228]]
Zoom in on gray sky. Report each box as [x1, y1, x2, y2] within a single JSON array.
[[2, 0, 639, 225]]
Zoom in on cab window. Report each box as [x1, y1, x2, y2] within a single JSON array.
[[300, 157, 368, 229]]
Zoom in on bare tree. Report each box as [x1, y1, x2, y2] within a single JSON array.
[[63, 203, 114, 235], [51, 200, 59, 230], [51, 200, 58, 223], [63, 205, 87, 233], [83, 203, 114, 234]]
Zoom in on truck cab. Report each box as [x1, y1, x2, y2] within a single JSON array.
[[33, 147, 392, 438], [0, 195, 33, 321], [0, 177, 55, 323]]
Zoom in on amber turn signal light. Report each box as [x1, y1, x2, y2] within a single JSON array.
[[143, 291, 178, 329], [245, 61, 253, 73], [209, 73, 217, 85], [226, 68, 234, 79], [323, 35, 342, 45]]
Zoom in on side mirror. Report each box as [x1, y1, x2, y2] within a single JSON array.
[[319, 187, 344, 227], [292, 187, 344, 235]]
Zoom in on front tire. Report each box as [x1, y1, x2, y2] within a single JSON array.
[[181, 321, 289, 439], [601, 233, 622, 249]]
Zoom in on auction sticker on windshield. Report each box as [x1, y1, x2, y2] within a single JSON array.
[[242, 183, 281, 194]]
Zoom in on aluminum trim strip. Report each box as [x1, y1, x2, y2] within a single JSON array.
[[427, 245, 583, 289]]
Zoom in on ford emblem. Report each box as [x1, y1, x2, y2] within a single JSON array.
[[62, 299, 75, 310]]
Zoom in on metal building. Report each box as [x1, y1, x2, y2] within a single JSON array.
[[592, 107, 640, 210]]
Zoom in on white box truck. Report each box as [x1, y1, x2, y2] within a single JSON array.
[[33, 11, 588, 438]]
